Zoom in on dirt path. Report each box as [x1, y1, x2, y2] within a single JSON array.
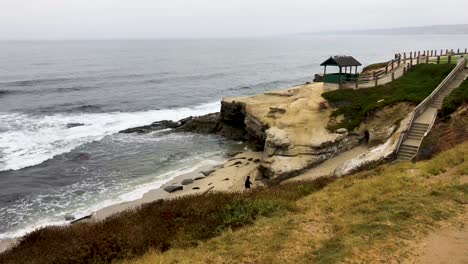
[[408, 224, 468, 264]]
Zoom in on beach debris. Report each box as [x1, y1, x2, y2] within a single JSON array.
[[64, 214, 75, 221], [202, 186, 215, 195], [163, 185, 183, 193], [70, 214, 93, 224], [254, 159, 261, 163], [181, 179, 194, 185], [336, 128, 348, 134], [66, 123, 85, 129], [223, 178, 230, 181], [192, 187, 200, 190], [194, 176, 205, 180], [201, 169, 216, 177]]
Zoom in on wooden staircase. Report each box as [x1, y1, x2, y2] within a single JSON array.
[[395, 59, 468, 161]]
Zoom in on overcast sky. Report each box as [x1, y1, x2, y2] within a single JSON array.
[[1, 0, 467, 39]]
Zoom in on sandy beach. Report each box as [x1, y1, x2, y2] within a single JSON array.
[[0, 150, 263, 253]]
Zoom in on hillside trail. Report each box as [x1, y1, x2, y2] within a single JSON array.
[[406, 175, 468, 264]]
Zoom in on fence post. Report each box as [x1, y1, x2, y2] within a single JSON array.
[[465, 48, 467, 54], [403, 66, 406, 75], [398, 54, 401, 66], [391, 60, 394, 70], [437, 56, 440, 64], [430, 50, 433, 57], [355, 79, 359, 89], [448, 55, 451, 64], [417, 51, 420, 57], [391, 72, 395, 81], [416, 55, 420, 64], [375, 76, 378, 87], [426, 55, 429, 64], [451, 49, 454, 53], [385, 65, 388, 74], [435, 50, 437, 56], [446, 49, 449, 55], [457, 48, 460, 54]]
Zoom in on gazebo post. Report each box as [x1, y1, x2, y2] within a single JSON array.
[[324, 65, 327, 76]]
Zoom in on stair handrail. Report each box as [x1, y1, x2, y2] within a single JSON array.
[[393, 57, 467, 160]]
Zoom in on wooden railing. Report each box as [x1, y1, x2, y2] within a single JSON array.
[[346, 47, 468, 89], [393, 57, 467, 160]]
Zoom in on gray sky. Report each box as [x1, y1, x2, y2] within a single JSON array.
[[1, 0, 467, 39]]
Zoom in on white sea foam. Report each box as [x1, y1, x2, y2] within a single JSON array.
[[0, 155, 224, 240], [0, 101, 220, 172]]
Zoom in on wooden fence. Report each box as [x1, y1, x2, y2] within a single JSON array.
[[343, 47, 468, 89]]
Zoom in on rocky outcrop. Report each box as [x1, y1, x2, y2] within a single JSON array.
[[175, 113, 222, 134], [260, 127, 362, 182], [120, 120, 180, 133]]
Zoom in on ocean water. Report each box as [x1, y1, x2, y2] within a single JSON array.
[[1, 36, 468, 239]]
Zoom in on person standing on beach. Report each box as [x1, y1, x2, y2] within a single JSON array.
[[245, 176, 253, 190]]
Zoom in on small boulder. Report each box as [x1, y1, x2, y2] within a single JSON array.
[[201, 169, 216, 177], [336, 128, 348, 134], [248, 158, 253, 161], [181, 179, 194, 185], [163, 185, 183, 193], [230, 161, 242, 166], [194, 176, 205, 181], [66, 123, 85, 129], [192, 187, 201, 190], [223, 178, 230, 181]]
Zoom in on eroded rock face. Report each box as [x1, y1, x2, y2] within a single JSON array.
[[358, 102, 413, 146], [260, 128, 361, 182]]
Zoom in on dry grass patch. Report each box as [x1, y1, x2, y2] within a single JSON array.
[[126, 142, 468, 264]]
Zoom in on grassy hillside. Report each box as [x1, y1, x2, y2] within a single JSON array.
[[125, 142, 467, 264], [322, 64, 455, 131]]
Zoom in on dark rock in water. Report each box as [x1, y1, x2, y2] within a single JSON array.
[[194, 176, 205, 180], [201, 169, 216, 177], [175, 113, 222, 134], [76, 153, 91, 161], [65, 214, 75, 221], [181, 179, 194, 185], [119, 120, 180, 134], [192, 187, 201, 190], [163, 185, 183, 193], [66, 123, 85, 129]]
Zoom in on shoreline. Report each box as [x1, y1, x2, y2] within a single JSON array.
[[0, 150, 263, 253]]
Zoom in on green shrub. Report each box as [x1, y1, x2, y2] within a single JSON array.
[[322, 64, 455, 131], [0, 177, 335, 264]]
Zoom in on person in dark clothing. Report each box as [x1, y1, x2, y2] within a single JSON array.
[[245, 176, 253, 190]]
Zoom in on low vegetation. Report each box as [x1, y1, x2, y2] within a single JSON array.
[[322, 64, 455, 131], [125, 142, 468, 263], [0, 177, 334, 263], [439, 79, 468, 119], [361, 61, 390, 73]]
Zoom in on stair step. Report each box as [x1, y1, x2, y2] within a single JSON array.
[[408, 132, 426, 136], [410, 128, 427, 132], [399, 150, 417, 156]]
